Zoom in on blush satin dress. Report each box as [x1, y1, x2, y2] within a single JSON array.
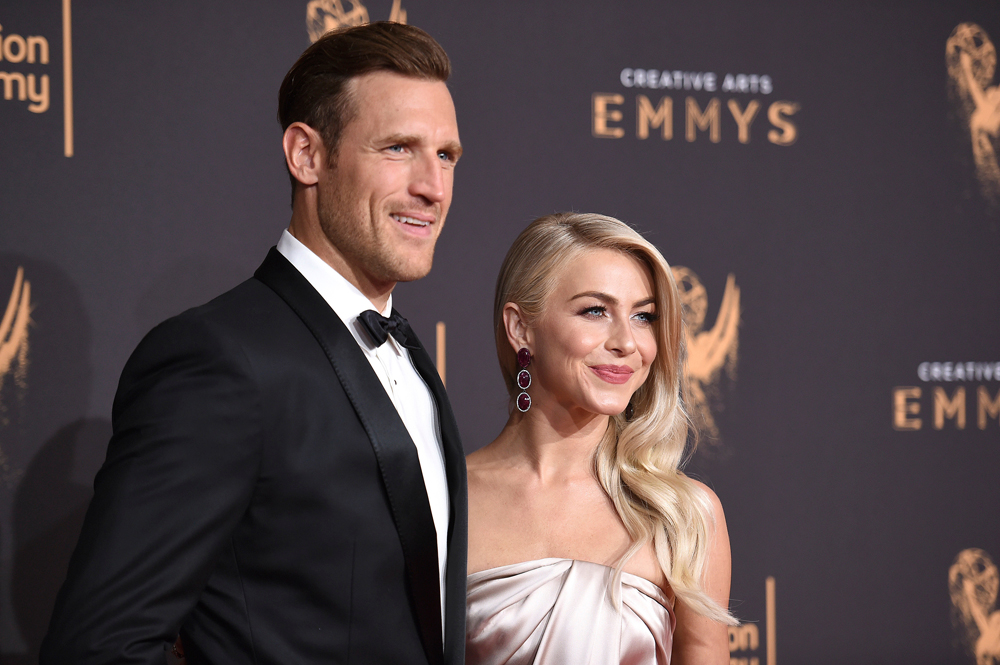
[[466, 558, 675, 665]]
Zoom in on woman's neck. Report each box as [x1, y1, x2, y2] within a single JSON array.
[[490, 407, 610, 484]]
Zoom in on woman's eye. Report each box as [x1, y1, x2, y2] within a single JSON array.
[[581, 305, 606, 317], [634, 311, 659, 324]]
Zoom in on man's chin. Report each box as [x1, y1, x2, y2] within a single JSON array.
[[375, 255, 435, 284], [391, 265, 434, 283]]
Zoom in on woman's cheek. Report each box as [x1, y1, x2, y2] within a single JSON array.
[[633, 366, 652, 389], [637, 333, 657, 364]]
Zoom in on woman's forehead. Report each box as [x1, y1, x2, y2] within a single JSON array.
[[549, 248, 655, 298]]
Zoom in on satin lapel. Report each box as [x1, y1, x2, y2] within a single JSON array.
[[400, 317, 469, 665], [254, 249, 444, 664]]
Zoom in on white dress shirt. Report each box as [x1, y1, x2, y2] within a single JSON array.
[[276, 231, 450, 630]]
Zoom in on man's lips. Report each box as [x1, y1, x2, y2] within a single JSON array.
[[589, 364, 634, 384], [390, 212, 434, 228]]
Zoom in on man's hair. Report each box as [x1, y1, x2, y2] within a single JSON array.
[[277, 21, 451, 192]]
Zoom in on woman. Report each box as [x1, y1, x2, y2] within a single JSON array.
[[466, 213, 736, 664]]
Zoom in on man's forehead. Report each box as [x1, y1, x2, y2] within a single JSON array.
[[344, 72, 458, 138], [348, 70, 452, 101]]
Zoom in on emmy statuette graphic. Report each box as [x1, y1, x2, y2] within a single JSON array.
[[671, 266, 740, 441], [947, 23, 1000, 204], [950, 548, 1000, 664], [306, 0, 407, 43], [0, 267, 31, 654]]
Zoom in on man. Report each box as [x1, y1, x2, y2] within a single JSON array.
[[41, 22, 466, 665]]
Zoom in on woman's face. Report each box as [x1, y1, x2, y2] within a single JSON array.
[[525, 248, 658, 418]]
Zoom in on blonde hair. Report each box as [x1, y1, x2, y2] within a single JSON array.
[[494, 212, 735, 623]]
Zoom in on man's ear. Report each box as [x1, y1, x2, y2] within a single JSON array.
[[282, 122, 325, 187], [502, 303, 532, 354]]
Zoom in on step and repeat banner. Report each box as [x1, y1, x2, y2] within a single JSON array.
[[1, 1, 998, 663]]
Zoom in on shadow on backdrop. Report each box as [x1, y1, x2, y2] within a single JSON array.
[[10, 419, 110, 665], [0, 256, 97, 665]]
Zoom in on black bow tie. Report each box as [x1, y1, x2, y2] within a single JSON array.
[[358, 309, 419, 350]]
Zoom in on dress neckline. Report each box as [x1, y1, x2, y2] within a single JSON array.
[[468, 557, 675, 606]]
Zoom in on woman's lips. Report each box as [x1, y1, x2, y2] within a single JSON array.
[[589, 364, 634, 384]]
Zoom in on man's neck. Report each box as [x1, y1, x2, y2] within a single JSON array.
[[287, 211, 394, 312]]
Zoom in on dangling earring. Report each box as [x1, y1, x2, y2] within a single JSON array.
[[624, 401, 635, 421], [516, 347, 532, 412]]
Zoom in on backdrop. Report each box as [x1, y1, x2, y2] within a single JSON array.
[[1, 1, 998, 663]]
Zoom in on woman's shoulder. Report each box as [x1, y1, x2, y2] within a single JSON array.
[[465, 445, 491, 470], [688, 478, 722, 504], [465, 446, 501, 486], [465, 443, 524, 507], [465, 441, 522, 487], [686, 477, 728, 527]]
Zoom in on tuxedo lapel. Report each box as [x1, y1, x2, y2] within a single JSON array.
[[403, 319, 469, 665], [254, 249, 444, 664], [401, 324, 465, 505]]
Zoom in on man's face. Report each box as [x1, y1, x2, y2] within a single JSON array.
[[316, 71, 461, 289]]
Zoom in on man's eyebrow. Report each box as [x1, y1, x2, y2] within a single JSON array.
[[442, 140, 463, 159], [379, 133, 421, 146]]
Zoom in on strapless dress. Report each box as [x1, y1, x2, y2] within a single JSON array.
[[466, 558, 675, 665]]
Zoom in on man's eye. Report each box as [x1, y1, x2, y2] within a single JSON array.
[[387, 144, 405, 153]]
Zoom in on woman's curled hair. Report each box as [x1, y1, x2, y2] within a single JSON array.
[[494, 212, 736, 624]]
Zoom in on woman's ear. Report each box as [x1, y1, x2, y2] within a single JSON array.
[[282, 122, 326, 187], [502, 303, 532, 353]]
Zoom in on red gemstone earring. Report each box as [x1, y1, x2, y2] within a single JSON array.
[[516, 347, 532, 412]]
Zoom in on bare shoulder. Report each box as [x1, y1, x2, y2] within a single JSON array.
[[465, 445, 505, 493], [465, 443, 529, 573], [689, 478, 727, 527], [670, 478, 733, 664], [465, 446, 492, 475], [687, 478, 731, 601], [465, 443, 517, 517]]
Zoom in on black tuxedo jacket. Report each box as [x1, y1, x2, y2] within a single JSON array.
[[41, 249, 468, 665]]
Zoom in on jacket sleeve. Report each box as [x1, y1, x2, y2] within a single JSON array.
[[40, 313, 264, 665]]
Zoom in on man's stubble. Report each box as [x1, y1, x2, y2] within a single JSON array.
[[316, 167, 439, 289]]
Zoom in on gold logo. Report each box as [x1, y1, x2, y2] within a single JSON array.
[[947, 23, 1000, 203], [306, 0, 407, 43], [672, 267, 740, 440], [949, 548, 1000, 663], [591, 68, 800, 145], [0, 0, 74, 157], [892, 362, 1000, 431], [729, 576, 777, 665]]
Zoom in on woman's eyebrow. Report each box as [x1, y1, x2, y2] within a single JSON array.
[[570, 291, 617, 304]]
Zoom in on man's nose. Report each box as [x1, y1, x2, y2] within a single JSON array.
[[409, 152, 448, 204]]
